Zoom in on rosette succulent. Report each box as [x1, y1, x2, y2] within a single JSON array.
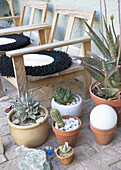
[[53, 85, 75, 105], [13, 92, 41, 122]]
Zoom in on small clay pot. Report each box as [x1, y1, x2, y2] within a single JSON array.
[[90, 122, 117, 145], [89, 81, 121, 125], [55, 146, 74, 165], [52, 115, 81, 147]]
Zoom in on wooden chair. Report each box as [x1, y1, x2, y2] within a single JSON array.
[[0, 0, 48, 27], [0, 0, 51, 97], [6, 5, 96, 99]]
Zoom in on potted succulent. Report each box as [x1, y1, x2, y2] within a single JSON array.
[[55, 142, 74, 165], [51, 85, 82, 117], [7, 92, 49, 148], [75, 1, 121, 124], [50, 109, 81, 147], [90, 104, 117, 145]]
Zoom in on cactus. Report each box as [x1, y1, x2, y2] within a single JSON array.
[[59, 142, 71, 153], [13, 92, 43, 123], [53, 85, 75, 105], [58, 142, 72, 157], [50, 109, 65, 127]]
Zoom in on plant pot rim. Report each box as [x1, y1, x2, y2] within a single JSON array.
[[52, 115, 81, 135], [7, 105, 48, 130], [90, 121, 117, 133], [89, 81, 121, 104], [55, 146, 74, 160], [52, 94, 82, 108]]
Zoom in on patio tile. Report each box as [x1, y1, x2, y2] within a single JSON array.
[[0, 158, 19, 170], [0, 117, 8, 127], [81, 148, 121, 169], [0, 154, 7, 164], [1, 125, 10, 137]]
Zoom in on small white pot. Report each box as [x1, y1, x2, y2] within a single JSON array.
[[51, 94, 82, 117]]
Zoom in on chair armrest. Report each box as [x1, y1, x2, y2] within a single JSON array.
[[6, 36, 91, 57], [0, 23, 51, 36], [0, 16, 20, 21]]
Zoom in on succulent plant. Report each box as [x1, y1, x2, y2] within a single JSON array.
[[53, 85, 75, 105], [13, 92, 41, 122], [59, 142, 71, 153], [74, 1, 121, 99], [50, 109, 65, 127]]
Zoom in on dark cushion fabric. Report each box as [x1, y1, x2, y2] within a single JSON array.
[[0, 50, 72, 77], [0, 34, 30, 51]]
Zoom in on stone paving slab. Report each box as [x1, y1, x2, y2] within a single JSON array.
[[0, 78, 121, 169]]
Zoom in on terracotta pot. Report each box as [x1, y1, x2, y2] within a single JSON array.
[[7, 106, 49, 148], [55, 146, 74, 165], [90, 81, 121, 125], [90, 122, 117, 145], [52, 115, 81, 147]]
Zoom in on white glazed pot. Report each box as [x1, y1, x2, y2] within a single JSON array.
[[51, 94, 82, 117]]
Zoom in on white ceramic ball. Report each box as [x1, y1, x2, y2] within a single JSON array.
[[90, 104, 117, 130]]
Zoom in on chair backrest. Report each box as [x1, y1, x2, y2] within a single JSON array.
[[48, 5, 96, 52], [19, 0, 48, 26]]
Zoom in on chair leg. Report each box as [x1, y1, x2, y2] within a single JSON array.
[[0, 74, 4, 98], [12, 56, 28, 97], [80, 41, 91, 99], [83, 71, 91, 99]]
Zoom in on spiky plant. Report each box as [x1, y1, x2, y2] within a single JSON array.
[[75, 1, 121, 99], [13, 92, 41, 122], [58, 142, 72, 157], [53, 85, 75, 105]]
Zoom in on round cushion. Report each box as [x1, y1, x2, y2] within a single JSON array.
[[90, 104, 117, 130], [0, 34, 30, 51], [0, 50, 72, 77]]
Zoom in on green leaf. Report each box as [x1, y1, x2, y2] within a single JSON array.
[[84, 20, 111, 60], [81, 62, 105, 86], [101, 88, 118, 97]]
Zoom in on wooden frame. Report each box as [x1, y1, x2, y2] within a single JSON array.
[[0, 0, 49, 97], [6, 6, 96, 99]]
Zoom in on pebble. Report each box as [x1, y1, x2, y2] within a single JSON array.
[[12, 119, 20, 125], [55, 118, 80, 132], [36, 117, 44, 124]]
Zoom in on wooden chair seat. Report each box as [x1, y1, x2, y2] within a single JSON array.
[[27, 62, 83, 82]]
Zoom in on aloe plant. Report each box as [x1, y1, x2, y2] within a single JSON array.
[[75, 2, 121, 99]]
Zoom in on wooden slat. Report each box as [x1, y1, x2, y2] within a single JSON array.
[[24, 0, 48, 10], [48, 12, 59, 43], [28, 71, 83, 90], [0, 16, 20, 21], [55, 5, 95, 20], [38, 30, 46, 45], [27, 63, 84, 82], [0, 23, 51, 36], [19, 5, 26, 26], [12, 56, 28, 96], [6, 36, 91, 57], [62, 16, 75, 52]]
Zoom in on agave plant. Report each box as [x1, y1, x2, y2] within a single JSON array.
[[75, 1, 121, 99], [13, 92, 41, 122], [53, 85, 75, 105]]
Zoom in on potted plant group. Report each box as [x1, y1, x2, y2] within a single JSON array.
[[50, 109, 81, 147], [7, 92, 49, 148], [75, 1, 121, 124], [51, 85, 82, 117], [55, 142, 74, 165]]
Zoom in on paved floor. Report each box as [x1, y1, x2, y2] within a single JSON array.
[[0, 77, 121, 170]]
